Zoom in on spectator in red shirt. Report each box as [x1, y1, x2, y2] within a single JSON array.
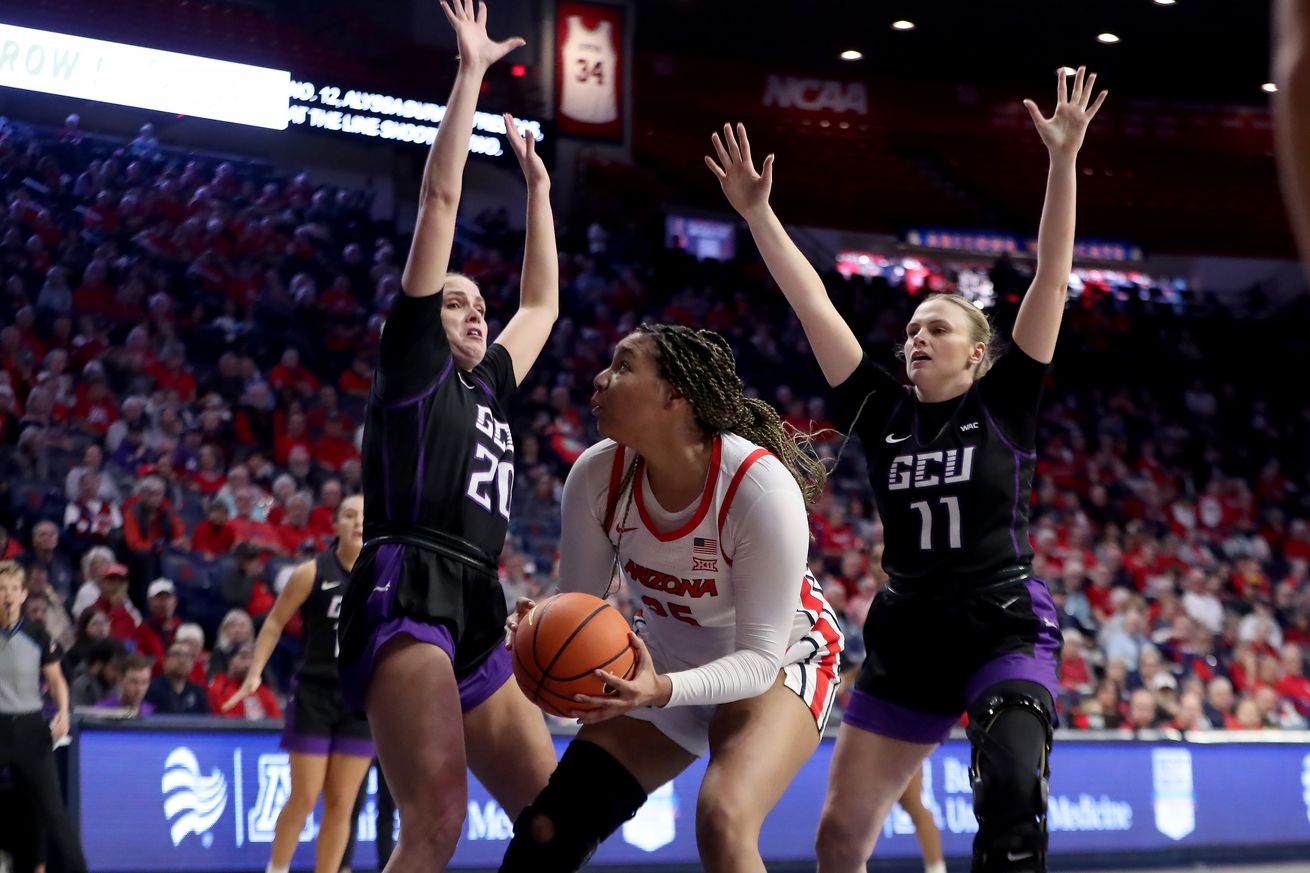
[[228, 487, 285, 555], [338, 351, 373, 398], [134, 578, 183, 675], [309, 478, 342, 534], [209, 642, 281, 720], [234, 382, 277, 447], [91, 563, 141, 643], [72, 370, 119, 437], [147, 346, 195, 403], [123, 474, 187, 558], [268, 347, 319, 398], [191, 500, 237, 558], [188, 444, 227, 496], [72, 259, 114, 314], [273, 491, 324, 555], [1275, 643, 1310, 713], [273, 410, 312, 465], [312, 414, 359, 472]]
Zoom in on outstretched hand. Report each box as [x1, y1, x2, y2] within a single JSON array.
[[1024, 66, 1108, 159], [504, 114, 549, 190], [705, 122, 775, 221], [440, 0, 525, 73]]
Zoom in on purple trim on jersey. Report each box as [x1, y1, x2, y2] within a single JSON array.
[[963, 578, 1063, 725], [978, 398, 1036, 561], [978, 399, 1037, 459], [459, 644, 512, 712], [383, 357, 455, 409], [1010, 452, 1023, 559], [365, 544, 405, 624], [411, 395, 428, 522], [842, 688, 955, 744], [472, 375, 494, 403]]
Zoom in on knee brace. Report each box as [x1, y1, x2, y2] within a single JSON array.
[[966, 681, 1054, 873], [498, 740, 648, 873]]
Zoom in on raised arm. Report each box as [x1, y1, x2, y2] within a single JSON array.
[[1012, 66, 1108, 363], [1275, 0, 1310, 279], [706, 123, 862, 386], [494, 115, 560, 385], [401, 0, 524, 299], [222, 560, 314, 710]]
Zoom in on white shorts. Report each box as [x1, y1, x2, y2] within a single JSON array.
[[627, 616, 841, 757]]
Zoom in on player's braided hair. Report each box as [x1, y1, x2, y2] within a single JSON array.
[[634, 323, 827, 504]]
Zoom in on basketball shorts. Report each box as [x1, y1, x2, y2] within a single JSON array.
[[626, 612, 842, 758], [338, 537, 511, 715], [280, 678, 374, 758], [845, 576, 1063, 744]]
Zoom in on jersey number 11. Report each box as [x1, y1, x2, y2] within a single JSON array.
[[909, 496, 962, 550]]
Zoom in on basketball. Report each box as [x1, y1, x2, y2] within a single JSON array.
[[511, 592, 637, 716]]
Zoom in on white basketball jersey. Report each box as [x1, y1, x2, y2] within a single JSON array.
[[597, 435, 835, 671], [560, 15, 619, 125]]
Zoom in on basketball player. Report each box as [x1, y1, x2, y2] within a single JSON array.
[[226, 495, 370, 873], [333, 1, 559, 870], [500, 324, 844, 873], [707, 67, 1106, 872], [1275, 0, 1310, 276]]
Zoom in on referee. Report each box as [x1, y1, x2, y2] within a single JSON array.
[[0, 560, 87, 873]]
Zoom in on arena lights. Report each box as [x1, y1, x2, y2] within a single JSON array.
[[839, 49, 864, 61], [891, 20, 916, 31], [1263, 82, 1279, 93], [1097, 32, 1121, 44], [0, 23, 290, 128]]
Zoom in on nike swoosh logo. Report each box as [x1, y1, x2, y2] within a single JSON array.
[[1007, 851, 1034, 862], [322, 581, 341, 590], [616, 526, 639, 533], [885, 433, 911, 444]]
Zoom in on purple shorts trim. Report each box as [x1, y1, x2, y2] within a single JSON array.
[[339, 617, 511, 714], [278, 732, 376, 759], [964, 578, 1063, 723], [843, 689, 957, 744]]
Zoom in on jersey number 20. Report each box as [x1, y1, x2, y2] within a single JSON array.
[[909, 496, 962, 550], [467, 444, 514, 519]]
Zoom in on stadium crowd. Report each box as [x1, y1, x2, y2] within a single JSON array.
[[1, 114, 1308, 734]]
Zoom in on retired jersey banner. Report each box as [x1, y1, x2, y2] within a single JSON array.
[[555, 1, 623, 139]]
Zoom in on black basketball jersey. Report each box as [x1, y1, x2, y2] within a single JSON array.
[[296, 548, 350, 682], [833, 345, 1048, 586], [362, 291, 517, 559]]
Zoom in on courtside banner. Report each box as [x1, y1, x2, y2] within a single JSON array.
[[76, 722, 1310, 870], [0, 23, 290, 129]]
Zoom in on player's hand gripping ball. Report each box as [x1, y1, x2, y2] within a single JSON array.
[[510, 592, 636, 716]]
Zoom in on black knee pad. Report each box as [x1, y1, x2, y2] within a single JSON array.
[[499, 740, 648, 873], [966, 681, 1054, 873]]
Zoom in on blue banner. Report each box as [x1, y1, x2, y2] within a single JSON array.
[[76, 725, 1310, 871]]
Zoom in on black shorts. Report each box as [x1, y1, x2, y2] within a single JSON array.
[[337, 535, 508, 713], [845, 576, 1063, 744], [280, 678, 374, 758]]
